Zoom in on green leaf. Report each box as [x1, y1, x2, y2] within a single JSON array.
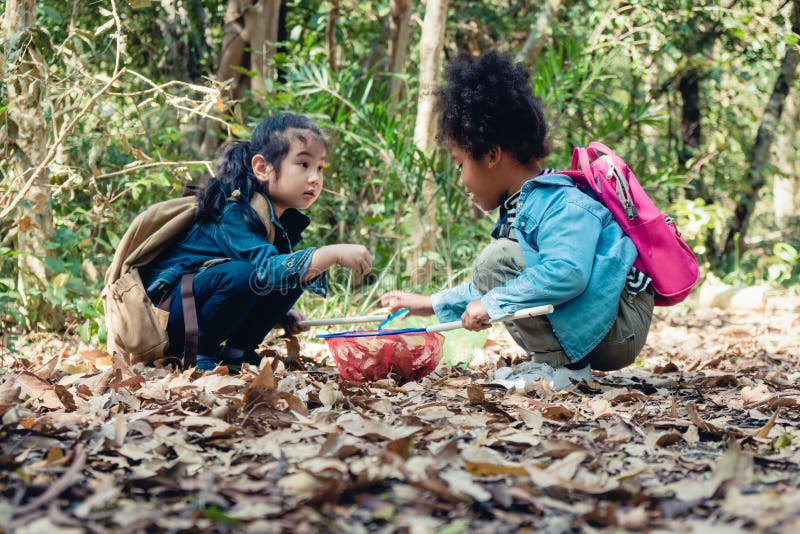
[[774, 433, 794, 450], [200, 506, 240, 526], [78, 321, 92, 344], [436, 519, 470, 534], [126, 0, 153, 8]]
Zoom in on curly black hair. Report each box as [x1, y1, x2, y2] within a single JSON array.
[[435, 50, 550, 164]]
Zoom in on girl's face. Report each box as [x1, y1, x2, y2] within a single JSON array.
[[447, 140, 504, 211], [255, 132, 327, 216]]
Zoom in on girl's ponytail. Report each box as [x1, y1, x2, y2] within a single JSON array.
[[197, 141, 258, 224]]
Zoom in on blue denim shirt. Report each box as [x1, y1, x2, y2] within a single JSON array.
[[431, 174, 637, 361], [141, 193, 326, 300]]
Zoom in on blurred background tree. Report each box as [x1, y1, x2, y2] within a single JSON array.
[[1, 0, 798, 343]]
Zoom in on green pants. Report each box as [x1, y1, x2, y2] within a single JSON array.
[[472, 238, 654, 371]]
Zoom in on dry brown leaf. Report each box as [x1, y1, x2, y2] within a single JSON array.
[[644, 428, 683, 448], [0, 381, 21, 415], [54, 384, 77, 412], [517, 406, 544, 432], [588, 397, 614, 419], [709, 443, 754, 499], [683, 425, 700, 444], [318, 434, 362, 459], [16, 371, 64, 410], [318, 383, 343, 409], [741, 384, 773, 405], [754, 407, 781, 439], [440, 469, 492, 502], [685, 402, 723, 435], [530, 401, 574, 422], [32, 355, 60, 380], [336, 412, 421, 441], [466, 383, 484, 404], [192, 373, 246, 393], [607, 389, 648, 405], [278, 472, 324, 498], [462, 446, 527, 477]]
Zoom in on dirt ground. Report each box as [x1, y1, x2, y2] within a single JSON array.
[[1, 295, 799, 533]]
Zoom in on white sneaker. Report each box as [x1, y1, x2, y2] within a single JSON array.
[[492, 361, 592, 391]]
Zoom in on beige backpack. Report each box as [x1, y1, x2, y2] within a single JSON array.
[[102, 193, 275, 366]]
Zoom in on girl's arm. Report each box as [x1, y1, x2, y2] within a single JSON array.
[[303, 244, 372, 283], [215, 203, 370, 295]]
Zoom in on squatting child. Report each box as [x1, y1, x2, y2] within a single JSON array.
[[142, 113, 373, 371], [382, 52, 654, 389]]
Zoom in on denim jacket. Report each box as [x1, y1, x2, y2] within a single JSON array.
[[141, 193, 326, 300], [431, 174, 637, 361]]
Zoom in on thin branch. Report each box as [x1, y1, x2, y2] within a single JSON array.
[[94, 160, 213, 181], [13, 444, 86, 516], [68, 0, 80, 33], [107, 78, 222, 97]]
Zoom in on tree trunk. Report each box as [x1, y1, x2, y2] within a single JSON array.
[[515, 0, 563, 67], [217, 0, 248, 100], [387, 0, 412, 108], [203, 0, 281, 156], [215, 0, 281, 98], [773, 95, 798, 230], [678, 68, 703, 200], [723, 0, 800, 259], [244, 0, 281, 95], [326, 0, 339, 74], [2, 0, 60, 329], [405, 0, 449, 286]]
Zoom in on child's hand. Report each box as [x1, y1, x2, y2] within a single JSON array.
[[380, 291, 434, 316], [282, 310, 310, 336], [332, 244, 373, 275], [306, 245, 373, 283], [461, 300, 491, 331]]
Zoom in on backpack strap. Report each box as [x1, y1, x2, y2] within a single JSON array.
[[180, 273, 199, 368], [248, 193, 276, 245]]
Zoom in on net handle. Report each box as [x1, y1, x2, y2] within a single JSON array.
[[299, 313, 394, 327], [426, 304, 554, 333]]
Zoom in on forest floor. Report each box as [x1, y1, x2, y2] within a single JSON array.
[[1, 295, 799, 533]]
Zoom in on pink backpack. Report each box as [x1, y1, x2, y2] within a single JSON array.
[[558, 142, 699, 306]]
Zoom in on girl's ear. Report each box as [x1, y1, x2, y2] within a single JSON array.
[[487, 146, 502, 168], [252, 154, 276, 184]]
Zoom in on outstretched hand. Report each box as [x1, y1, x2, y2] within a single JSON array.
[[333, 244, 373, 275], [282, 310, 310, 336], [380, 291, 434, 316]]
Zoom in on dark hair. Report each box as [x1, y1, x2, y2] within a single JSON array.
[[196, 113, 326, 229], [435, 50, 550, 164]]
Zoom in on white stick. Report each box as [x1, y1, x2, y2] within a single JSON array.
[[298, 314, 392, 327], [425, 304, 554, 333]]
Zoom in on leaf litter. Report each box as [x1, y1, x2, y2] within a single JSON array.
[[1, 296, 799, 532]]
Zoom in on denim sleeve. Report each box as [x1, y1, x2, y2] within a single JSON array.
[[431, 282, 482, 322], [480, 200, 601, 320], [214, 204, 327, 297]]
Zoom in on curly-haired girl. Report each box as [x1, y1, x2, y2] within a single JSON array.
[[382, 51, 653, 389]]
